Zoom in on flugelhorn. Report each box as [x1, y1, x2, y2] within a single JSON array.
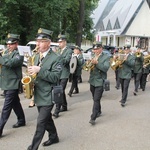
[[82, 55, 99, 71]]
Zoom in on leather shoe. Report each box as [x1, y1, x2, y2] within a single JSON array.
[[133, 91, 137, 96], [73, 91, 79, 94], [12, 122, 25, 128], [42, 137, 59, 147], [68, 93, 72, 97], [52, 113, 59, 118], [29, 104, 35, 108], [89, 119, 95, 125], [59, 108, 67, 112], [121, 103, 125, 107], [0, 93, 5, 97], [27, 145, 32, 150], [96, 112, 102, 118], [0, 129, 2, 137]]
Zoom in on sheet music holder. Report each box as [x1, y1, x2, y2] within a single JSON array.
[[0, 45, 5, 50], [82, 53, 92, 60], [17, 45, 32, 57]]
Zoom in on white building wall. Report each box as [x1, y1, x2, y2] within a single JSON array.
[[126, 0, 150, 37]]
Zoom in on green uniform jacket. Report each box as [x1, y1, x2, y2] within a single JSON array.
[[88, 52, 110, 87], [118, 54, 135, 79], [0, 49, 23, 90], [58, 47, 72, 79], [33, 49, 62, 106], [133, 54, 144, 73]]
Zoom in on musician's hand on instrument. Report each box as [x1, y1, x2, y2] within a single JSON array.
[[28, 66, 40, 75], [91, 59, 98, 64]]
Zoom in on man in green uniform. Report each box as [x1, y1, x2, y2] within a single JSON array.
[[88, 42, 110, 125], [68, 45, 84, 97], [53, 35, 72, 118], [118, 45, 135, 107], [27, 28, 62, 150], [0, 33, 26, 137], [133, 46, 144, 95]]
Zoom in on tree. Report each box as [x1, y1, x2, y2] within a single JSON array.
[[0, 0, 99, 45]]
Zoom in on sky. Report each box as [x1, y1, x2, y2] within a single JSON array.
[[91, 0, 109, 25]]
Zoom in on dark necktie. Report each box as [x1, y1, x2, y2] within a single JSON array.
[[38, 53, 44, 66]]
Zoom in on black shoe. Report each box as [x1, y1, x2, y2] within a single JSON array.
[[115, 86, 119, 90], [89, 119, 95, 125], [142, 88, 145, 91], [12, 122, 26, 128], [0, 129, 3, 137], [29, 104, 35, 108], [52, 113, 59, 118], [42, 137, 59, 147], [68, 93, 72, 97], [0, 93, 5, 97], [133, 91, 137, 96], [121, 103, 125, 107], [59, 107, 67, 112], [27, 145, 32, 150], [96, 112, 102, 118], [73, 91, 79, 94]]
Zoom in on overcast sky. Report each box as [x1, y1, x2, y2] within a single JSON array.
[[91, 0, 109, 25]]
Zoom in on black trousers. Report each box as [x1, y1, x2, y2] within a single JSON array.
[[69, 74, 79, 94], [0, 90, 25, 131], [90, 85, 104, 120], [30, 105, 58, 150], [115, 69, 120, 88], [119, 78, 131, 103], [55, 78, 68, 113], [133, 72, 142, 92], [140, 73, 148, 90]]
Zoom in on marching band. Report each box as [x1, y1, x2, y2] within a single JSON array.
[[0, 30, 150, 149]]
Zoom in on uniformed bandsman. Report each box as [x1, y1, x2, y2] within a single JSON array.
[[53, 34, 72, 118], [27, 28, 62, 150], [88, 42, 110, 125], [118, 45, 135, 107], [0, 33, 26, 137]]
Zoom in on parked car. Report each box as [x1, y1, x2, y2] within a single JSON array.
[[84, 47, 112, 57], [26, 41, 59, 50], [23, 41, 59, 66]]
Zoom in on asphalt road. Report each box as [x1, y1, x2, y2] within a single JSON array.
[[0, 69, 150, 150]]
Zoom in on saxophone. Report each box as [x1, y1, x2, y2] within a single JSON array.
[[21, 47, 38, 99]]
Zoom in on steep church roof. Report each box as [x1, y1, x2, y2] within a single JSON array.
[[94, 0, 149, 37]]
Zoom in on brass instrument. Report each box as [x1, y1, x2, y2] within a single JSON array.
[[110, 53, 126, 71], [135, 52, 141, 57], [143, 54, 150, 67], [21, 47, 38, 99], [82, 60, 95, 71], [82, 55, 99, 71]]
